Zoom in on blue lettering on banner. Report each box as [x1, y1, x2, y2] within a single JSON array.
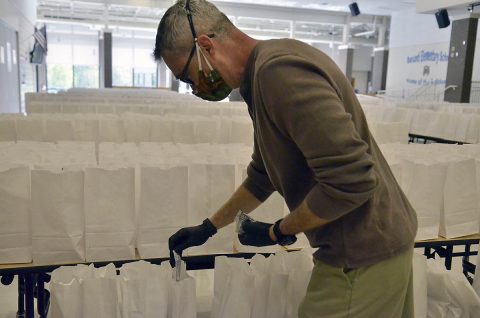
[[406, 50, 448, 64], [406, 78, 446, 85]]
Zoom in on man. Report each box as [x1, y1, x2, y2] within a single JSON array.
[[153, 1, 418, 317]]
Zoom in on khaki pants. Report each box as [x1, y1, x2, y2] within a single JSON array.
[[298, 248, 414, 318]]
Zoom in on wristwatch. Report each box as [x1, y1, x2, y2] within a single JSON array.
[[273, 219, 297, 246]]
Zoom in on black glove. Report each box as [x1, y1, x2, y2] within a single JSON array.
[[238, 219, 276, 247], [168, 218, 217, 266]]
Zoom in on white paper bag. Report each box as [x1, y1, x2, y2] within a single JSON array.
[[31, 168, 85, 264], [45, 119, 75, 142], [401, 158, 447, 240], [16, 117, 44, 141], [195, 119, 219, 143], [0, 118, 16, 141], [150, 118, 173, 142], [73, 118, 98, 142], [370, 122, 409, 144], [250, 254, 271, 318], [189, 269, 215, 317], [82, 264, 120, 318], [0, 164, 31, 263], [441, 158, 479, 238], [98, 117, 126, 142], [265, 252, 289, 318], [44, 102, 62, 114], [84, 167, 136, 261], [124, 116, 151, 143], [137, 165, 189, 258], [427, 259, 480, 318], [188, 164, 236, 224], [169, 258, 196, 318], [172, 119, 195, 144], [119, 260, 169, 318], [230, 118, 253, 145], [49, 264, 87, 318], [212, 256, 255, 318], [187, 164, 236, 254]]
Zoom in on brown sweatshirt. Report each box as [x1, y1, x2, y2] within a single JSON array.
[[240, 39, 417, 268]]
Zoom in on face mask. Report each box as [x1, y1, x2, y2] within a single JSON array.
[[194, 43, 232, 102]]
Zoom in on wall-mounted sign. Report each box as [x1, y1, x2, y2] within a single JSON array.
[[387, 43, 451, 92]]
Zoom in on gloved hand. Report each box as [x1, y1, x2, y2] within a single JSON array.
[[168, 218, 217, 267], [238, 219, 276, 247]]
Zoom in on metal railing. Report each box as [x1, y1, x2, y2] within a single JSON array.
[[378, 83, 480, 103], [377, 84, 447, 102], [435, 85, 457, 101]]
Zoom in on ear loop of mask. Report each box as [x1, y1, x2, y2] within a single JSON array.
[[195, 41, 214, 78]]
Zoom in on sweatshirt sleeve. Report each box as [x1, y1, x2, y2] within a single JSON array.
[[256, 55, 378, 221], [242, 137, 275, 202]]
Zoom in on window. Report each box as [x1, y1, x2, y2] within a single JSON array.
[[46, 24, 99, 91], [112, 28, 157, 88]]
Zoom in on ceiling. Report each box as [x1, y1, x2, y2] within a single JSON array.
[[214, 0, 417, 16], [38, 0, 417, 46]]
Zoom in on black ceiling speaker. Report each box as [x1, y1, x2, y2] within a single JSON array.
[[435, 9, 450, 28], [349, 2, 360, 16]]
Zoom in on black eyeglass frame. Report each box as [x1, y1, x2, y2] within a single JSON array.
[[176, 0, 214, 85]]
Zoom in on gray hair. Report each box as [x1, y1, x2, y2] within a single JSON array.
[[153, 0, 234, 61]]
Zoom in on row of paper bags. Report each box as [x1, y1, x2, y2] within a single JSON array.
[[26, 101, 249, 117], [0, 163, 289, 264], [49, 251, 313, 318], [0, 141, 253, 167], [49, 260, 196, 318], [391, 101, 480, 115], [0, 114, 253, 145], [49, 251, 480, 318], [381, 143, 480, 240], [0, 141, 96, 166], [362, 103, 480, 143], [0, 114, 411, 146]]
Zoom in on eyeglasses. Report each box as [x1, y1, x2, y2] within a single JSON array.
[[175, 0, 214, 85]]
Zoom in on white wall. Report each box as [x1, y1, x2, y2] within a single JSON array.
[[0, 0, 37, 111], [312, 42, 336, 61], [352, 71, 368, 94], [386, 7, 480, 96], [352, 46, 373, 94], [352, 46, 373, 72], [389, 8, 451, 49], [312, 43, 371, 93], [416, 0, 474, 13]]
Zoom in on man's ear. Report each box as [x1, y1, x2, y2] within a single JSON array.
[[197, 34, 214, 55]]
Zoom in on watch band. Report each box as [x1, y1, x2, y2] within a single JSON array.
[[273, 219, 297, 246]]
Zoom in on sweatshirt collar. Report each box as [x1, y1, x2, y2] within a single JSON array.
[[239, 43, 259, 108]]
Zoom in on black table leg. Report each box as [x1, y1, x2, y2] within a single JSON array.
[[37, 273, 46, 318], [17, 275, 25, 318], [444, 245, 454, 270], [24, 273, 34, 318]]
